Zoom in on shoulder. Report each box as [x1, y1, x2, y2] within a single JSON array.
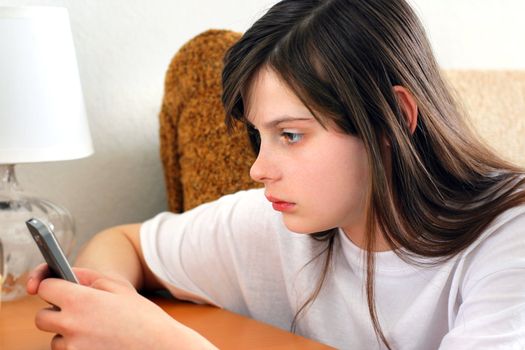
[[464, 203, 525, 256], [457, 203, 525, 292], [442, 203, 525, 345]]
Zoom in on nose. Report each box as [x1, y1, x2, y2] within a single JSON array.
[[249, 146, 280, 184]]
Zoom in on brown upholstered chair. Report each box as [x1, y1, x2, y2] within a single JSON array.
[[159, 30, 258, 213]]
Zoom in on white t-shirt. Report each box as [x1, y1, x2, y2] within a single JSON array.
[[140, 188, 525, 349]]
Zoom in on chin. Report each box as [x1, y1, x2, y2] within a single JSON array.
[[282, 215, 332, 235]]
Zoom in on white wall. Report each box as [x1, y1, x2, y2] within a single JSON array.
[[1, 0, 523, 248], [410, 0, 525, 69]]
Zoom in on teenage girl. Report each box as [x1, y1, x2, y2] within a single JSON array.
[[28, 0, 525, 349]]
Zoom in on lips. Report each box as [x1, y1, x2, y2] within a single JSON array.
[[265, 195, 296, 212]]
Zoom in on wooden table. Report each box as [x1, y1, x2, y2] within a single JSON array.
[[0, 295, 334, 349]]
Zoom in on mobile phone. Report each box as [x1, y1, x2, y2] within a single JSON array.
[[25, 218, 79, 283]]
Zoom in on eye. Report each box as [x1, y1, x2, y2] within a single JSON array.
[[280, 131, 303, 145]]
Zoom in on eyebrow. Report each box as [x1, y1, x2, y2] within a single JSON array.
[[253, 116, 315, 129]]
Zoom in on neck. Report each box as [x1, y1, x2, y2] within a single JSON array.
[[341, 224, 392, 252]]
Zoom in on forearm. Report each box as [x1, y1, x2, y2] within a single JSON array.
[[74, 224, 145, 290]]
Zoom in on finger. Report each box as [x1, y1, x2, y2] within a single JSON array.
[[72, 268, 135, 294], [89, 276, 136, 295], [71, 267, 106, 286], [51, 334, 66, 350], [26, 263, 52, 295], [73, 267, 133, 289], [37, 278, 82, 309], [35, 307, 64, 334]]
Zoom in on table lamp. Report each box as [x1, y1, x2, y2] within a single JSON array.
[[0, 6, 93, 301]]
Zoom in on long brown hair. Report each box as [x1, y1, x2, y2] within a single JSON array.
[[221, 0, 525, 347]]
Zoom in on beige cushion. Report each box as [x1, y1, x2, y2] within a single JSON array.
[[444, 70, 525, 167]]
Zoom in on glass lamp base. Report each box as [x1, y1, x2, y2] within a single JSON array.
[[0, 165, 75, 301]]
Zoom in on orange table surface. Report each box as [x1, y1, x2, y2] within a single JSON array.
[[0, 295, 334, 350]]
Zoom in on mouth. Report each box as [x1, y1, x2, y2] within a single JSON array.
[[265, 195, 296, 212]]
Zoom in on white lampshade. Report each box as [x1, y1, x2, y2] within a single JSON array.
[[0, 6, 93, 164]]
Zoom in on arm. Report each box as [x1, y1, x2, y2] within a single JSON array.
[[26, 189, 267, 350], [26, 224, 218, 350], [74, 223, 163, 291], [27, 223, 163, 294]]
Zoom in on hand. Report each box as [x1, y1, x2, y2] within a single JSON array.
[[26, 264, 217, 350]]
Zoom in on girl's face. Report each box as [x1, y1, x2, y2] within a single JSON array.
[[246, 67, 370, 238]]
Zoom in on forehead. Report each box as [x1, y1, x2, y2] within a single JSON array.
[[244, 66, 313, 126]]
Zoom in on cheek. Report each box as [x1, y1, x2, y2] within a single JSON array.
[[309, 140, 369, 198], [330, 143, 370, 209], [316, 157, 369, 220], [285, 140, 370, 232]]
